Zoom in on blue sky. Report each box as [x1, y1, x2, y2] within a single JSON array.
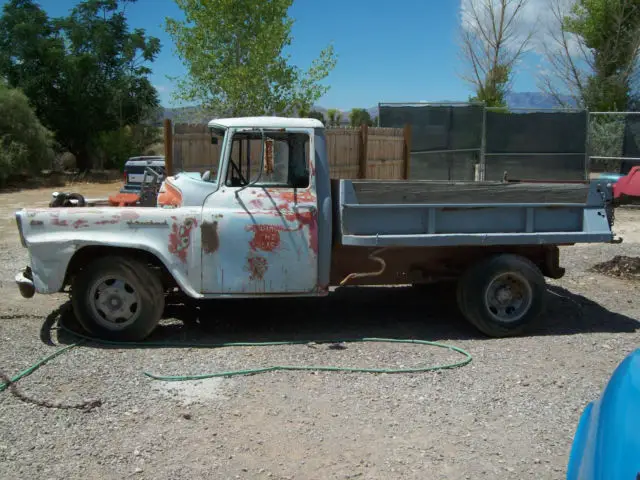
[[6, 0, 544, 109]]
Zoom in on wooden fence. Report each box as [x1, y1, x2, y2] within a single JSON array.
[[165, 121, 410, 180]]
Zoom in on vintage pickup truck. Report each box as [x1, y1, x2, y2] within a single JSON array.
[[13, 117, 640, 341]]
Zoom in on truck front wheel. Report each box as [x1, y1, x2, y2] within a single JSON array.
[[71, 256, 164, 341], [457, 254, 546, 337]]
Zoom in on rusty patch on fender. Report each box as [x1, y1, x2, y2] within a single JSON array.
[[201, 221, 219, 254], [246, 253, 268, 280], [73, 219, 89, 229], [51, 218, 68, 227], [168, 217, 198, 263]]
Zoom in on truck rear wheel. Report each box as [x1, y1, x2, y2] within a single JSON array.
[[457, 254, 546, 337], [71, 256, 164, 341]]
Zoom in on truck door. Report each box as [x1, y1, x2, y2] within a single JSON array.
[[200, 128, 319, 294]]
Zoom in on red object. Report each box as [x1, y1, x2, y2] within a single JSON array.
[[108, 193, 140, 207], [613, 166, 640, 201]]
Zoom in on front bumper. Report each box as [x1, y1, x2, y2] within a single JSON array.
[[15, 267, 35, 299]]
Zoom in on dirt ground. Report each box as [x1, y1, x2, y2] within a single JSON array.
[[0, 184, 639, 480]]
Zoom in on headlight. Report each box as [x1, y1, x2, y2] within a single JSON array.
[[15, 211, 27, 248]]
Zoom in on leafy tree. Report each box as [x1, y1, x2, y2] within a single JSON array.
[[540, 0, 640, 111], [327, 108, 341, 127], [349, 108, 372, 127], [0, 81, 53, 184], [0, 0, 160, 171], [460, 0, 533, 108], [307, 110, 326, 124], [566, 0, 640, 111], [165, 0, 337, 116], [297, 104, 311, 118]]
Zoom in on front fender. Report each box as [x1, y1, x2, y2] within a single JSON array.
[[17, 206, 203, 297]]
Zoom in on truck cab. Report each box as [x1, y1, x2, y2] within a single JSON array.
[[159, 116, 332, 295]]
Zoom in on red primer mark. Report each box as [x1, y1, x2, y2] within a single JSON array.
[[296, 210, 319, 255], [249, 199, 263, 209], [271, 190, 315, 204], [73, 219, 89, 229], [280, 210, 319, 255], [246, 209, 319, 254], [246, 254, 268, 281], [246, 224, 284, 252], [168, 217, 198, 263], [51, 218, 68, 227]]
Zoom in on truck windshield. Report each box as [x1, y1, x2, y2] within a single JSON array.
[[226, 131, 309, 189]]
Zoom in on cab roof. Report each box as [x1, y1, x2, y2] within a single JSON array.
[[207, 116, 324, 129]]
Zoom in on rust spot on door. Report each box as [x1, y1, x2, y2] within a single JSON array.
[[201, 220, 220, 254], [281, 210, 319, 255], [246, 254, 268, 280]]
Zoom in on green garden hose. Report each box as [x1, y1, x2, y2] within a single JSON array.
[[0, 343, 78, 393], [1, 313, 472, 396]]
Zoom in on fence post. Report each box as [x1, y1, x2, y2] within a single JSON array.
[[359, 124, 368, 179], [584, 110, 590, 180], [403, 124, 412, 180], [479, 105, 487, 181], [163, 118, 173, 176]]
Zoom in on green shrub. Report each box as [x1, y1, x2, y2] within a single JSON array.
[[0, 83, 53, 184], [94, 125, 162, 170]]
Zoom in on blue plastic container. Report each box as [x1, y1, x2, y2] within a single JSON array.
[[567, 349, 640, 479]]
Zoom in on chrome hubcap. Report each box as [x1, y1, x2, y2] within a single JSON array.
[[89, 276, 141, 330], [484, 272, 532, 323]]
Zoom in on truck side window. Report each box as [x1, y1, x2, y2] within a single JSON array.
[[225, 132, 310, 189]]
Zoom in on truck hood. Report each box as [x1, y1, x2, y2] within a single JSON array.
[[158, 172, 217, 208]]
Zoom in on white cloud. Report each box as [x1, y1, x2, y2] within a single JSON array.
[[154, 84, 169, 93]]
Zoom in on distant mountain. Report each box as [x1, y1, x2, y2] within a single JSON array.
[[152, 92, 580, 126], [505, 92, 577, 110]]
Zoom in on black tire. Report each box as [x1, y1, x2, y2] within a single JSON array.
[[457, 254, 546, 338], [71, 255, 164, 341]]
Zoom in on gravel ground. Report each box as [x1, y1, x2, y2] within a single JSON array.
[[0, 186, 639, 480]]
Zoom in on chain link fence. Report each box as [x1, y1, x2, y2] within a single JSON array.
[[589, 112, 640, 175]]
